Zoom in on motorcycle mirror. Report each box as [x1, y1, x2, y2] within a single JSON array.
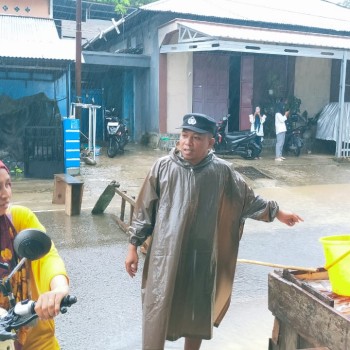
[[13, 229, 52, 260]]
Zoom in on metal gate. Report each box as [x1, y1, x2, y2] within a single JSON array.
[[24, 126, 64, 179], [341, 142, 350, 157]]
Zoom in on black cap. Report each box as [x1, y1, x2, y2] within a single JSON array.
[[179, 113, 217, 135]]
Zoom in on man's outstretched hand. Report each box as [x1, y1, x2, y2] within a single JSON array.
[[276, 209, 304, 226]]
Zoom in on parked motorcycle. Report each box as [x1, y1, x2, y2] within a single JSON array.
[[214, 115, 262, 159], [283, 113, 307, 156], [0, 229, 76, 348], [105, 108, 129, 158]]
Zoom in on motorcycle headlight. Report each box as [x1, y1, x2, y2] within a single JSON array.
[[109, 126, 118, 133]]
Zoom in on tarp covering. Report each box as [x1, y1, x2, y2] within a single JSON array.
[[0, 93, 61, 161], [316, 103, 350, 142]]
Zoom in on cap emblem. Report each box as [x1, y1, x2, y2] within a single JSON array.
[[187, 116, 197, 125]]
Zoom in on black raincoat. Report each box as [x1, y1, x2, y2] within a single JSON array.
[[130, 149, 279, 349]]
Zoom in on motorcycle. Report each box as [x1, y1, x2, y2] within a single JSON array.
[[0, 229, 77, 348], [283, 113, 307, 157], [105, 108, 129, 158], [214, 115, 262, 159]]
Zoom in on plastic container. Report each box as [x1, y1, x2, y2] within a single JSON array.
[[319, 235, 350, 296], [95, 146, 101, 156]]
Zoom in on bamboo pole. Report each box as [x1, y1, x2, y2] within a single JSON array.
[[237, 259, 318, 272], [139, 239, 319, 272]]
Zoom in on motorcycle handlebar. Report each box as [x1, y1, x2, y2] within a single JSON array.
[[0, 295, 77, 340], [8, 295, 76, 318], [58, 295, 77, 314], [31, 295, 77, 315]]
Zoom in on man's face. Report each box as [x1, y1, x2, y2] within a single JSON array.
[[178, 129, 215, 165]]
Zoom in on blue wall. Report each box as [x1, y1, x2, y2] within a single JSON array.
[[0, 69, 69, 117], [123, 70, 134, 139]]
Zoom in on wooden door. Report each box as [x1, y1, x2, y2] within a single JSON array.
[[193, 53, 229, 121]]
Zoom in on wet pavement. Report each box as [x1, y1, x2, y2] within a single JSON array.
[[8, 144, 350, 349]]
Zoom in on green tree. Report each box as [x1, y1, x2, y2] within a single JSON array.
[[92, 0, 155, 14]]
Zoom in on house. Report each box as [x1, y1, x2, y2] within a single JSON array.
[[0, 0, 75, 176], [0, 0, 128, 176], [53, 0, 131, 141], [0, 0, 75, 118], [83, 0, 350, 156]]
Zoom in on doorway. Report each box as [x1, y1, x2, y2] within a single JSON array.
[[228, 55, 241, 131]]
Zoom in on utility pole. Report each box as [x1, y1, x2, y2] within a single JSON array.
[[75, 0, 82, 119]]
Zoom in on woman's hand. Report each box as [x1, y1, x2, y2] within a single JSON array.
[[35, 275, 69, 320]]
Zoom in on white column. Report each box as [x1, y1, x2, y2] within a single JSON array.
[[336, 51, 347, 158]]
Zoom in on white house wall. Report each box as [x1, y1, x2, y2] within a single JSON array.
[[294, 57, 331, 117], [167, 52, 193, 133], [165, 53, 333, 132]]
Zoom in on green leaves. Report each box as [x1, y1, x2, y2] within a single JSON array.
[[91, 0, 155, 14]]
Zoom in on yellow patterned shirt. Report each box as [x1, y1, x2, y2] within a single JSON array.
[[8, 205, 68, 350]]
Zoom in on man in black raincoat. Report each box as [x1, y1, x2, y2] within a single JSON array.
[[125, 113, 303, 350]]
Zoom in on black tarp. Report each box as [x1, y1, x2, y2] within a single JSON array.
[[0, 93, 62, 161]]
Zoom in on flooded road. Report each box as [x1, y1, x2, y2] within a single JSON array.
[[9, 145, 350, 349]]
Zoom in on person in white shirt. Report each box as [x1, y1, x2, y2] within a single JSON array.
[[275, 105, 290, 161], [249, 106, 266, 159]]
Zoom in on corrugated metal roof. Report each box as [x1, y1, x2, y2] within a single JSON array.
[[61, 19, 113, 43], [0, 15, 75, 60], [175, 19, 350, 50], [141, 0, 350, 34]]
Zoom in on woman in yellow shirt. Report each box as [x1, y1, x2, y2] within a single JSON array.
[[0, 160, 69, 350]]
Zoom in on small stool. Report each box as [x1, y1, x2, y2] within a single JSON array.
[[52, 174, 84, 216]]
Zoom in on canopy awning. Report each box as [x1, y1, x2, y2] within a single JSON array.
[[160, 19, 350, 59]]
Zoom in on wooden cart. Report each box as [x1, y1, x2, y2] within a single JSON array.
[[268, 269, 350, 350]]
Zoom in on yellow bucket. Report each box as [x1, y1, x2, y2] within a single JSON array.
[[319, 235, 350, 296]]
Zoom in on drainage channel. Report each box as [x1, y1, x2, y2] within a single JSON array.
[[234, 166, 272, 180]]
